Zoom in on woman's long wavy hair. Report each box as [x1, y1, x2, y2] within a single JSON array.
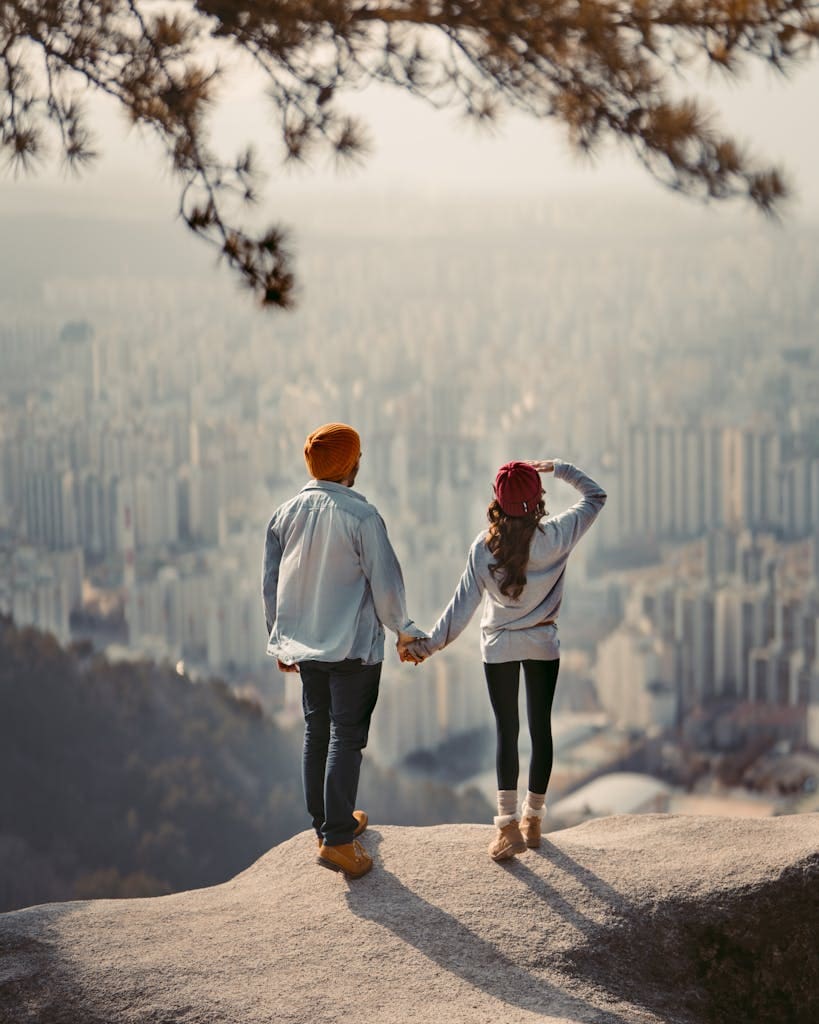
[[486, 496, 547, 601]]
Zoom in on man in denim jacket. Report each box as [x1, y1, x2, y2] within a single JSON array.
[[262, 422, 425, 878]]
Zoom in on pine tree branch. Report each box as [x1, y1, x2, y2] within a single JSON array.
[[2, 0, 818, 307]]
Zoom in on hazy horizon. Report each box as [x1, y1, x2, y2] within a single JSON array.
[[3, 46, 819, 223]]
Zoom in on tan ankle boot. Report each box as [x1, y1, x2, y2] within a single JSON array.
[[488, 819, 527, 862], [520, 803, 546, 848], [317, 839, 373, 879]]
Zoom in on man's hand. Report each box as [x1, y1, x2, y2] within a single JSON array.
[[397, 640, 422, 664], [394, 623, 429, 664], [525, 460, 555, 474], [397, 637, 430, 665], [277, 659, 300, 673]]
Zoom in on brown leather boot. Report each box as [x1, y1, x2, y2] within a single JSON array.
[[315, 810, 368, 847], [488, 820, 527, 862], [520, 808, 545, 848], [317, 839, 373, 879]]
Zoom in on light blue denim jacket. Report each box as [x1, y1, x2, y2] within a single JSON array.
[[415, 460, 607, 664], [262, 480, 423, 666]]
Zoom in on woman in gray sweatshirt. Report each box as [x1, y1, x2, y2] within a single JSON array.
[[406, 458, 607, 861]]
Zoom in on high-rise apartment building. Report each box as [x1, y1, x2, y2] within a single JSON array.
[[23, 468, 78, 550]]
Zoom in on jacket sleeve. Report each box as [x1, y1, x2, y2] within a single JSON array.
[[261, 516, 282, 636], [358, 512, 425, 638], [543, 459, 607, 556], [417, 543, 485, 656]]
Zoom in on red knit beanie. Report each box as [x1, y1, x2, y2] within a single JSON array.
[[304, 423, 361, 482], [493, 462, 542, 517]]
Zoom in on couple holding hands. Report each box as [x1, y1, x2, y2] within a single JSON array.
[[262, 423, 606, 879]]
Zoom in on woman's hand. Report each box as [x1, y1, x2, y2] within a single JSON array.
[[525, 460, 555, 474]]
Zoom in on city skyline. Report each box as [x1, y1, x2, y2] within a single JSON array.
[[2, 191, 817, 821], [3, 0, 819, 829]]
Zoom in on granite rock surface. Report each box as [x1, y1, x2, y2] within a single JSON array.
[[1, 814, 817, 1024]]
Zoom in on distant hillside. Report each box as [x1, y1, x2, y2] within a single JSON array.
[[0, 619, 490, 913]]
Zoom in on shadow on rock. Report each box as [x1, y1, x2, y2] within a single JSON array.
[[344, 832, 634, 1024], [0, 907, 108, 1024]]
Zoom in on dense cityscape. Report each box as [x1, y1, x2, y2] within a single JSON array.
[[2, 193, 818, 825]]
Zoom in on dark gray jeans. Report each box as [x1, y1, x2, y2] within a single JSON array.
[[299, 658, 382, 847]]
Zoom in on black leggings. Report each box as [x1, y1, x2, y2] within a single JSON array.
[[484, 659, 560, 794]]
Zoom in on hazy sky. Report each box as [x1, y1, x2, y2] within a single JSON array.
[[3, 39, 819, 223]]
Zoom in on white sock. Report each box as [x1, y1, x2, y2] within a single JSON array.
[[496, 790, 517, 816], [494, 789, 518, 828]]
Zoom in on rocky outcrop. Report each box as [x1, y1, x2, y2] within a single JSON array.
[[1, 814, 817, 1024]]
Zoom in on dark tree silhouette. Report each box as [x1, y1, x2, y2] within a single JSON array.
[[2, 1, 818, 306]]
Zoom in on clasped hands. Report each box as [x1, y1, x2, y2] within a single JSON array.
[[396, 630, 430, 666]]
